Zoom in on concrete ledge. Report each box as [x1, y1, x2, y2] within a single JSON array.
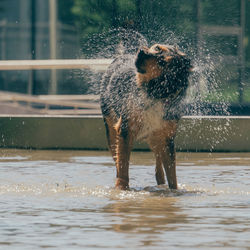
[[0, 115, 249, 152]]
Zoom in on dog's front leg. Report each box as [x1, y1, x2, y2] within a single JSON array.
[[114, 117, 133, 190], [162, 138, 177, 189], [148, 139, 166, 185]]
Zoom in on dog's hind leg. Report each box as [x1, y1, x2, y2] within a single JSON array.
[[103, 115, 117, 161], [148, 121, 178, 189], [155, 153, 166, 185], [162, 137, 177, 189], [148, 137, 166, 185], [150, 136, 177, 189], [114, 116, 134, 190]]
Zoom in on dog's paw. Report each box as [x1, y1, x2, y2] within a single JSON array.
[[115, 178, 129, 190]]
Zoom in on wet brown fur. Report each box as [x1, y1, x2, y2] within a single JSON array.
[[136, 57, 162, 87], [101, 44, 191, 190]]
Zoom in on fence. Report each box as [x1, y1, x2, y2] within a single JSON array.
[[0, 59, 112, 114]]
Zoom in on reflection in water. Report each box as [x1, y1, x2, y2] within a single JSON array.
[[103, 196, 185, 233], [0, 149, 250, 249], [103, 197, 184, 248]]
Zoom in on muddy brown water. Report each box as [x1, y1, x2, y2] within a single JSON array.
[[0, 149, 250, 249]]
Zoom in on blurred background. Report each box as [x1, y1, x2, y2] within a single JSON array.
[[0, 0, 249, 114]]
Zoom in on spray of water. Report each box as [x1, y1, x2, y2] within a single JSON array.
[[77, 28, 232, 151]]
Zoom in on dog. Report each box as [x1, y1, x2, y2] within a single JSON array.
[[100, 44, 192, 190]]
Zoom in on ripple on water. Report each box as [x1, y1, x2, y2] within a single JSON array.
[[0, 155, 29, 161], [0, 182, 210, 201]]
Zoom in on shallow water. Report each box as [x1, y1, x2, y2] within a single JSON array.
[[0, 149, 250, 249]]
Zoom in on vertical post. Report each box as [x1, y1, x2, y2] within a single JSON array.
[[0, 20, 7, 60], [28, 0, 36, 95], [135, 0, 142, 31], [49, 0, 57, 94], [112, 0, 118, 27], [195, 0, 203, 101], [239, 0, 245, 103], [1, 20, 7, 90], [196, 0, 201, 56]]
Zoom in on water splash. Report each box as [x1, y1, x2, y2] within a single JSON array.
[[185, 45, 231, 116], [79, 28, 148, 95], [81, 28, 230, 112], [0, 182, 194, 199], [1, 181, 249, 200], [76, 28, 233, 150], [81, 27, 148, 59]]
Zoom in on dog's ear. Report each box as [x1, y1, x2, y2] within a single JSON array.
[[135, 47, 151, 74]]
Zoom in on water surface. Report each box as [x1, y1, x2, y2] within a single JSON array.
[[0, 149, 250, 249]]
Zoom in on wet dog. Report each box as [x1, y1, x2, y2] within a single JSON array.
[[100, 44, 192, 190]]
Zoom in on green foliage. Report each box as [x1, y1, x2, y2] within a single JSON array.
[[68, 0, 198, 56], [140, 0, 197, 35], [71, 0, 137, 39], [57, 0, 76, 25], [245, 1, 250, 63], [56, 0, 250, 102], [200, 0, 240, 26]]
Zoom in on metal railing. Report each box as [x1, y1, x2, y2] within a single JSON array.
[[0, 59, 112, 115], [0, 59, 112, 71]]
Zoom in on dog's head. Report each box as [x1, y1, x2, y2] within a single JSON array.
[[135, 44, 192, 99]]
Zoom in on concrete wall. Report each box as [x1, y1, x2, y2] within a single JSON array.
[[0, 115, 249, 152]]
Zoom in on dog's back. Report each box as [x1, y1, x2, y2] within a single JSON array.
[[100, 55, 139, 119]]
